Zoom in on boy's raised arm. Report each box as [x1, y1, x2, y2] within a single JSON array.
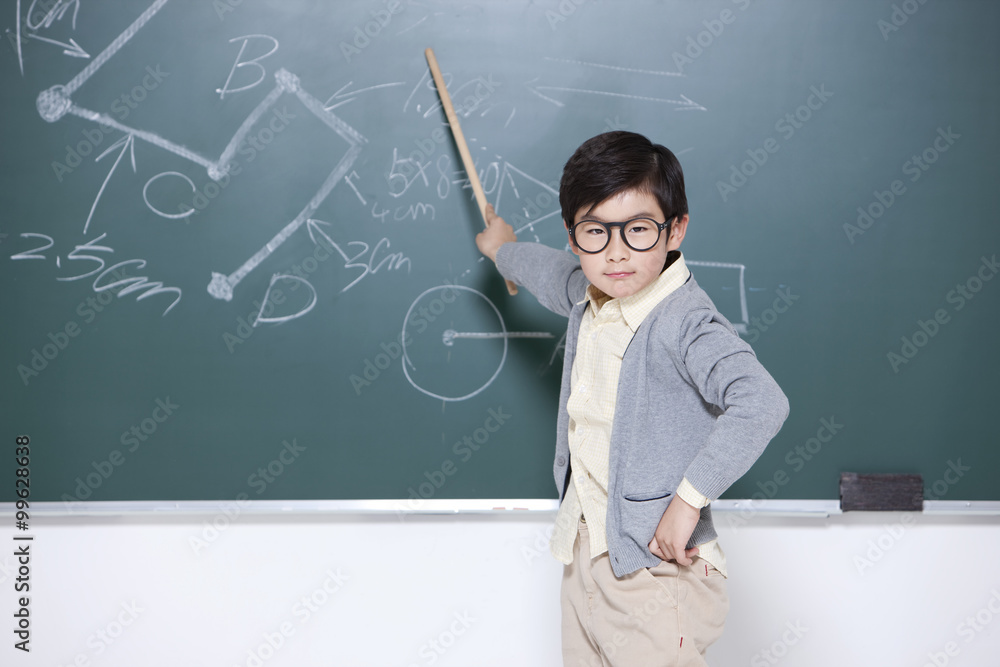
[[476, 204, 588, 317]]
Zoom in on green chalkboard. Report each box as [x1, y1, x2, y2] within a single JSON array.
[[2, 0, 998, 504]]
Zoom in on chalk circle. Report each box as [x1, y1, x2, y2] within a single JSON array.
[[401, 285, 507, 402]]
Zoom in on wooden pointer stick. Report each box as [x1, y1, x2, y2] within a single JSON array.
[[425, 48, 517, 296]]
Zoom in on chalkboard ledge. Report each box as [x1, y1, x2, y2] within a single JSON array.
[[5, 499, 1000, 517]]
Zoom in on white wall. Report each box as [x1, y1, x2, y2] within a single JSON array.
[[12, 508, 1000, 666]]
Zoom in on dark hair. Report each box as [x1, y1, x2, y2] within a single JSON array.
[[559, 131, 688, 228]]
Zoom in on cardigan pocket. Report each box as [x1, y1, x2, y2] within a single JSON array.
[[623, 490, 673, 502], [620, 491, 674, 552]]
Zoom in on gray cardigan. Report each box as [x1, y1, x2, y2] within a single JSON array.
[[496, 242, 789, 577]]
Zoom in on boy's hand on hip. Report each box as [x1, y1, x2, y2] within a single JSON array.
[[475, 204, 517, 264], [648, 495, 701, 566]]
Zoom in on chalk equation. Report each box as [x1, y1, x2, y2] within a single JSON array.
[[10, 231, 182, 316]]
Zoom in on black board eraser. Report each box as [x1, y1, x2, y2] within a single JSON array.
[[840, 473, 924, 511]]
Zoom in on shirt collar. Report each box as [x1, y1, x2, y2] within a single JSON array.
[[579, 251, 689, 332]]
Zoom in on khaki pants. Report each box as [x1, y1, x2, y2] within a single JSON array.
[[561, 520, 728, 667]]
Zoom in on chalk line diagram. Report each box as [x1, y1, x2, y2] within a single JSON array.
[[33, 0, 367, 308], [401, 285, 554, 402], [527, 57, 706, 111], [687, 260, 749, 333]]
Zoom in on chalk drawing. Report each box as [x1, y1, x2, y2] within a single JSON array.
[[84, 134, 135, 234], [253, 274, 316, 326], [26, 32, 89, 58], [401, 285, 554, 402], [216, 34, 279, 100], [207, 71, 367, 302], [543, 57, 684, 77], [14, 0, 85, 74], [306, 218, 411, 293], [529, 56, 703, 109], [324, 81, 407, 111], [143, 171, 196, 220], [10, 230, 181, 315], [527, 82, 706, 110], [9, 233, 54, 261], [686, 260, 749, 333], [401, 285, 508, 402], [442, 330, 554, 346], [32, 0, 367, 308]]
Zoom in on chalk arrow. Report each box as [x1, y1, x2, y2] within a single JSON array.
[[306, 218, 350, 260], [526, 82, 705, 111], [27, 33, 90, 58], [543, 57, 684, 78], [84, 134, 135, 234], [306, 218, 334, 247], [323, 81, 406, 111]]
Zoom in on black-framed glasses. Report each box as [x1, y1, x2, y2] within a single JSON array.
[[568, 217, 674, 254]]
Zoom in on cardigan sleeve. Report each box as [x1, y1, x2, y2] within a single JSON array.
[[676, 307, 790, 501], [495, 242, 589, 318]]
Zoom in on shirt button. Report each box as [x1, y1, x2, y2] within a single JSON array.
[[556, 456, 567, 466]]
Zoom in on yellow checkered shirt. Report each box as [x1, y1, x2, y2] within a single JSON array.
[[550, 253, 727, 576]]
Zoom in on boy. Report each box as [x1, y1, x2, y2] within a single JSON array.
[[475, 132, 789, 666]]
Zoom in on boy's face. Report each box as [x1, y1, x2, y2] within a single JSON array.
[[567, 189, 689, 299]]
